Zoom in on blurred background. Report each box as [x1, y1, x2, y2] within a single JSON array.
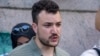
[[0, 0, 100, 56]]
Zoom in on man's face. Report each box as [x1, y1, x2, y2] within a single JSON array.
[[35, 10, 61, 47]]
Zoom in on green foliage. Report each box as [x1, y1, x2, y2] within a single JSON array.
[[0, 32, 12, 55]]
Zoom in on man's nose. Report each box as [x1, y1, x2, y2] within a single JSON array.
[[51, 26, 58, 34]]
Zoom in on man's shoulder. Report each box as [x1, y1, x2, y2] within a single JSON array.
[[8, 43, 32, 56], [56, 47, 70, 56]]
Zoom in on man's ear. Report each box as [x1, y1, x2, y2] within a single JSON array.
[[32, 23, 37, 34], [95, 10, 100, 31]]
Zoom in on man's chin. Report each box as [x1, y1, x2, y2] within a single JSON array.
[[49, 43, 58, 47], [48, 45, 57, 47]]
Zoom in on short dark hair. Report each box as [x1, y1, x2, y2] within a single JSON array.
[[32, 0, 59, 24]]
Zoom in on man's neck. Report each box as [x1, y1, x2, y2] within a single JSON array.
[[41, 46, 55, 56], [35, 37, 55, 56]]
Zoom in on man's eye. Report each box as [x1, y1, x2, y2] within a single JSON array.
[[44, 24, 52, 27], [56, 23, 61, 27]]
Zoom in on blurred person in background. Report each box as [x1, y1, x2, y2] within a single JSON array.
[[80, 9, 100, 56], [11, 23, 35, 49], [0, 23, 35, 56]]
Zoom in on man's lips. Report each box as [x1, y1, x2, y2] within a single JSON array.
[[50, 36, 58, 42]]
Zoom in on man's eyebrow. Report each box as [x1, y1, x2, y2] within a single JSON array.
[[44, 21, 61, 24], [44, 22, 51, 23], [56, 22, 61, 24]]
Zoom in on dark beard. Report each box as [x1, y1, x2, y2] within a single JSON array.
[[37, 28, 59, 47], [39, 36, 56, 47], [38, 33, 59, 47]]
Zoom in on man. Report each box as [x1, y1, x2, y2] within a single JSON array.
[[8, 0, 70, 56], [80, 9, 100, 56]]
